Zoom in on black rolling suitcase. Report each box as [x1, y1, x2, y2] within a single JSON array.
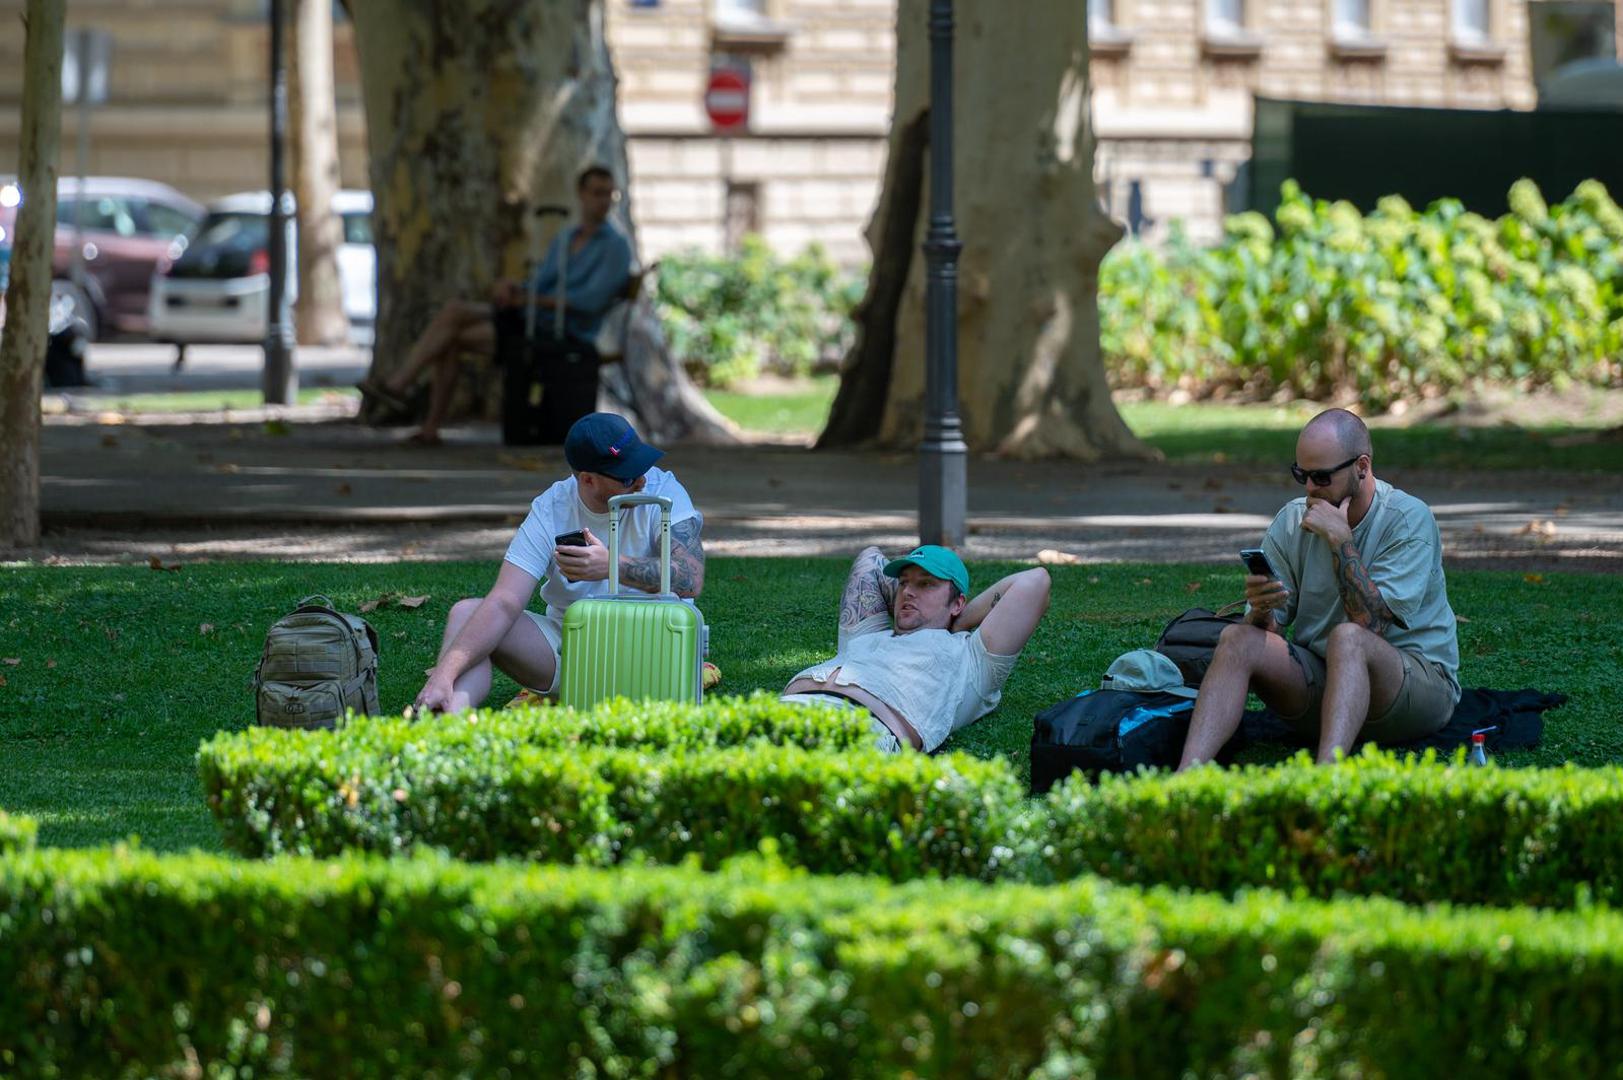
[[497, 308, 599, 446]]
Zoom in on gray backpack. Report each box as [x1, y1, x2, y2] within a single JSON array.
[[254, 595, 379, 729]]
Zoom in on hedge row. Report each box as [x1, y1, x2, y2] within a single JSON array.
[[1101, 178, 1623, 404], [204, 691, 1623, 907], [1041, 750, 1623, 908], [4, 848, 1623, 1078], [0, 812, 35, 854], [201, 722, 1023, 880]]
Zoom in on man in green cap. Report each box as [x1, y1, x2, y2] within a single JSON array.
[[782, 545, 1051, 752]]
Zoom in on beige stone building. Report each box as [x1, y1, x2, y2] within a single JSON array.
[[0, 0, 1590, 264]]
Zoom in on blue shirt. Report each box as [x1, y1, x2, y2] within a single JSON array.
[[528, 222, 633, 347]]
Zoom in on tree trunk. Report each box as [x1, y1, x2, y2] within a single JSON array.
[[348, 0, 735, 442], [290, 0, 349, 346], [821, 0, 1153, 461], [0, 0, 64, 550]]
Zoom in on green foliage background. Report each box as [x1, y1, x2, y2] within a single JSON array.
[[659, 179, 1623, 404]]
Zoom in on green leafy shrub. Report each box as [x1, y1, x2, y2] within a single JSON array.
[[654, 236, 864, 386], [5, 847, 1623, 1078], [199, 695, 1023, 880], [1100, 178, 1623, 405], [0, 812, 35, 854], [1040, 749, 1623, 908]]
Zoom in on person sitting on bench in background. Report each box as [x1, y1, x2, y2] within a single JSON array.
[[360, 165, 633, 446], [782, 545, 1050, 753]]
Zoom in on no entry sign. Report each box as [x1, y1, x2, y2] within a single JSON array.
[[705, 66, 750, 133]]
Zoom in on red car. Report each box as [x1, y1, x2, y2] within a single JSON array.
[[0, 175, 204, 340]]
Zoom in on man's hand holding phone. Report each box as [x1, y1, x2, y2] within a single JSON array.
[[1239, 548, 1288, 628], [554, 528, 609, 582]]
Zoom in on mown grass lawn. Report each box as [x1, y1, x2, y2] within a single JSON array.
[[2, 560, 1617, 853]]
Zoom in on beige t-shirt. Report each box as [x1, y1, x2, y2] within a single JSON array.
[[790, 614, 1019, 752], [1259, 479, 1460, 694]]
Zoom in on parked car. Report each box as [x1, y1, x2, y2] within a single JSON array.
[[0, 175, 205, 340], [0, 179, 93, 387], [148, 189, 376, 356]]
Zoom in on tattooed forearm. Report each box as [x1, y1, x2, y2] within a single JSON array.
[[620, 519, 706, 597], [1332, 541, 1395, 636], [839, 546, 896, 631]]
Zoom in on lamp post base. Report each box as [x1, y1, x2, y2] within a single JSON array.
[[919, 441, 967, 548]]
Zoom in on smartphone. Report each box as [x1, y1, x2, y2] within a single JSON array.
[[1239, 547, 1277, 579], [554, 529, 588, 549]]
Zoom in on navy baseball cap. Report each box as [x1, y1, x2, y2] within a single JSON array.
[[882, 545, 970, 596], [563, 412, 664, 482]]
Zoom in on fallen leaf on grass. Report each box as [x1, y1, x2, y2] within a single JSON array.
[[398, 595, 430, 610], [1523, 574, 1546, 585], [1456, 615, 1472, 623], [0, 674, 6, 686], [148, 556, 182, 572], [1, 658, 17, 666], [1185, 581, 1203, 593], [1137, 578, 1154, 586], [45, 659, 56, 669], [1036, 549, 1082, 566], [199, 623, 215, 635]]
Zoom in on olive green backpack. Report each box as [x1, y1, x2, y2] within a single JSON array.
[[253, 595, 379, 729]]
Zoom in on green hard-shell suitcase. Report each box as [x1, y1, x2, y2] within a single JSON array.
[[557, 493, 706, 709]]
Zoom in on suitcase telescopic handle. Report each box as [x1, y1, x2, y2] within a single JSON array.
[[607, 493, 674, 595]]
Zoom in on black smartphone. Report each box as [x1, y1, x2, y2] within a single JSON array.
[[554, 529, 588, 549], [1239, 547, 1277, 579]]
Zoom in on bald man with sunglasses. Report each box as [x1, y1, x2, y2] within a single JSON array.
[[1177, 408, 1460, 768]]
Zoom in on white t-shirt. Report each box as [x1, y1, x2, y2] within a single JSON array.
[[790, 614, 1020, 753], [503, 467, 701, 617]]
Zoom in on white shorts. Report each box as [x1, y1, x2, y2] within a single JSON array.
[[779, 691, 903, 754], [522, 610, 564, 694]]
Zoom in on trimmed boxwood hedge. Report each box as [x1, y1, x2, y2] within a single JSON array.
[[0, 812, 34, 854], [200, 697, 1023, 881], [1040, 749, 1623, 908], [4, 848, 1623, 1078]]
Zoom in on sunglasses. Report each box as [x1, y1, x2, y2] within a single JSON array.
[[1290, 455, 1360, 486]]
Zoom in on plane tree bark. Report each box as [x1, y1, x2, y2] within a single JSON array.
[[0, 0, 65, 549], [347, 0, 734, 443], [821, 0, 1153, 460]]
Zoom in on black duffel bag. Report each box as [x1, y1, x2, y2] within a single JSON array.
[[1030, 689, 1197, 793], [1153, 600, 1246, 690]]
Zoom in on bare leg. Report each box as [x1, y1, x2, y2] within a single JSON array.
[[387, 300, 493, 394], [1177, 623, 1313, 770], [1316, 623, 1407, 763], [436, 597, 557, 710], [414, 316, 498, 441]]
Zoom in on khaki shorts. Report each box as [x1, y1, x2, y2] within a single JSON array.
[[1281, 641, 1459, 744], [779, 692, 903, 754], [522, 610, 564, 694]]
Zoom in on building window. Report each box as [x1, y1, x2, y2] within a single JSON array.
[[724, 181, 760, 255], [1207, 0, 1245, 36], [1089, 0, 1115, 32], [716, 0, 767, 25], [1452, 0, 1490, 42], [1332, 0, 1372, 39]]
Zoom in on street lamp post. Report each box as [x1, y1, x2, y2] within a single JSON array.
[[919, 0, 966, 548], [262, 0, 297, 404]]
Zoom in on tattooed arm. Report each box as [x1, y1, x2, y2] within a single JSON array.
[[839, 546, 897, 637], [1330, 540, 1398, 636], [954, 568, 1052, 655], [619, 518, 706, 598]]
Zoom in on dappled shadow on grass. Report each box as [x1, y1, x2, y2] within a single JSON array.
[[2, 560, 1620, 848], [1140, 422, 1623, 473]]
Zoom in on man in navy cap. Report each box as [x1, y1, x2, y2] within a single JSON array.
[[782, 545, 1050, 753], [412, 412, 705, 714]]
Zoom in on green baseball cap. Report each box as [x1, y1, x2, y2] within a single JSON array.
[[882, 545, 970, 596]]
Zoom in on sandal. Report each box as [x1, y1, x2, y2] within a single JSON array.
[[357, 377, 412, 412]]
